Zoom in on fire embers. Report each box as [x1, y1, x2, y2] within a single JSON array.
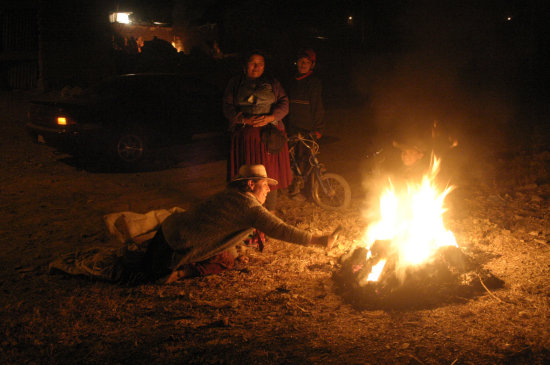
[[333, 242, 505, 310]]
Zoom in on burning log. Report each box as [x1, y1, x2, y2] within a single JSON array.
[[334, 245, 504, 310]]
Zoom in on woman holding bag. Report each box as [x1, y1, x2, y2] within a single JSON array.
[[223, 50, 292, 211]]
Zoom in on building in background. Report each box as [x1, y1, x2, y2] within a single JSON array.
[[0, 0, 39, 90], [0, 0, 220, 91]]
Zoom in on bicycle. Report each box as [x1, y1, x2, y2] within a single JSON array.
[[287, 133, 351, 210]]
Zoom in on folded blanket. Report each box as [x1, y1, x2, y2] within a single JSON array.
[[49, 207, 185, 282], [104, 206, 185, 244]]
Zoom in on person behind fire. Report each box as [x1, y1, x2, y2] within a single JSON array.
[[223, 50, 293, 212], [141, 164, 338, 284], [381, 119, 458, 179]]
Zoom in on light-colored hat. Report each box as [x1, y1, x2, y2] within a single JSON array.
[[231, 164, 278, 185]]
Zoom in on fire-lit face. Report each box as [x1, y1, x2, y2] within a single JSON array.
[[246, 54, 265, 79], [250, 179, 271, 205], [296, 57, 313, 74], [401, 148, 424, 166]]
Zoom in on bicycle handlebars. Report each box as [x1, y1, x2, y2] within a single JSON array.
[[288, 133, 320, 155]]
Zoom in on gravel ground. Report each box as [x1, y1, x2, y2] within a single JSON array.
[[0, 90, 549, 364]]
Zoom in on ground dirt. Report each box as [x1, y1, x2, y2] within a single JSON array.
[[1, 90, 549, 364]]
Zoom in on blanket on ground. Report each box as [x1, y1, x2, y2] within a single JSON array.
[[48, 207, 184, 282]]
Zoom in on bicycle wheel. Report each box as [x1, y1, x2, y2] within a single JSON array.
[[311, 173, 351, 210]]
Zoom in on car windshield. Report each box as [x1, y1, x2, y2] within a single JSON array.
[[81, 74, 220, 101], [83, 77, 137, 99]]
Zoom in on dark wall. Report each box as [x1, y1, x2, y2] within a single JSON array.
[[0, 3, 39, 90], [38, 0, 115, 90]]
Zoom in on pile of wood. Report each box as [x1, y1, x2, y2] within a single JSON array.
[[334, 242, 505, 310]]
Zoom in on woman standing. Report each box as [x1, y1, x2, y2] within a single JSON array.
[[223, 51, 292, 211]]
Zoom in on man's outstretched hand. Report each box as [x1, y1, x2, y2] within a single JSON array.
[[311, 225, 342, 249]]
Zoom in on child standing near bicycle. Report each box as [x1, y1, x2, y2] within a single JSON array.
[[286, 48, 325, 139], [286, 48, 325, 194]]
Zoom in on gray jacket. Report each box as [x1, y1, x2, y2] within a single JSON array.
[[161, 187, 312, 265]]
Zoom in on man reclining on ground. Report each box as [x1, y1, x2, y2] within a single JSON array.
[[142, 164, 338, 284], [50, 164, 338, 285]]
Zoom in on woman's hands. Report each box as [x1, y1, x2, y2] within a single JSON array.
[[234, 112, 275, 128], [242, 114, 276, 127]]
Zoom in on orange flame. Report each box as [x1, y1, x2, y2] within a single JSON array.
[[365, 259, 387, 283], [363, 155, 457, 282]]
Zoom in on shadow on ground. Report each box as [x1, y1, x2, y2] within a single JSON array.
[[54, 135, 229, 174]]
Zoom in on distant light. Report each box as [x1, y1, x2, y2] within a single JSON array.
[[348, 16, 353, 20], [57, 117, 67, 126], [109, 12, 132, 24], [117, 13, 131, 24], [506, 16, 512, 21]]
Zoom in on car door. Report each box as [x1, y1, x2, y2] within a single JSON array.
[[94, 76, 173, 145], [168, 77, 224, 139]]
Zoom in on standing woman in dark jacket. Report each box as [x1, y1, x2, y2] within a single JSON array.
[[223, 50, 292, 211]]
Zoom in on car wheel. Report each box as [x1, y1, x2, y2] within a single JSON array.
[[113, 130, 148, 167]]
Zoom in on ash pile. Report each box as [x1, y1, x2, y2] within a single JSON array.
[[333, 241, 505, 310]]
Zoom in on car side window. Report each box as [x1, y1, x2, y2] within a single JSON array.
[[91, 78, 130, 100], [172, 78, 218, 96]]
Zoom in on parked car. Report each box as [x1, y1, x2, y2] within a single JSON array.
[[26, 73, 226, 168]]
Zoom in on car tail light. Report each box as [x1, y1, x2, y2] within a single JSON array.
[[57, 116, 75, 126]]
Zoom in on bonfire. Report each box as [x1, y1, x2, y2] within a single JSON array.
[[361, 155, 456, 282], [335, 154, 503, 309]]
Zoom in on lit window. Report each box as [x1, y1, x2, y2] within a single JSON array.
[[109, 12, 132, 24]]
